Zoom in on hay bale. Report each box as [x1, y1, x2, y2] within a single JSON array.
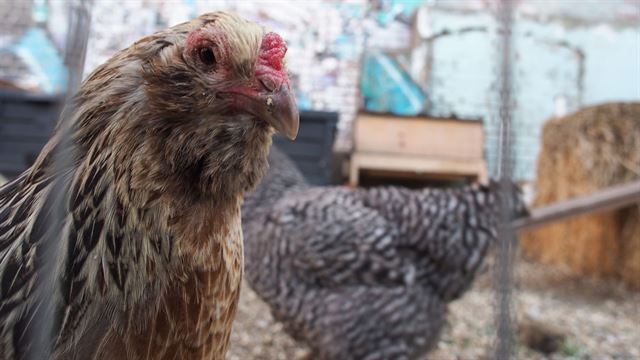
[[521, 102, 640, 288], [619, 206, 640, 287]]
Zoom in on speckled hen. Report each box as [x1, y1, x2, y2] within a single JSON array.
[[0, 12, 298, 360], [243, 148, 526, 360]]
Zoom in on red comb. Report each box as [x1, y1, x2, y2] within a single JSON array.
[[260, 32, 287, 71]]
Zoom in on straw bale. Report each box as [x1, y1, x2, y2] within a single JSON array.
[[521, 102, 640, 288]]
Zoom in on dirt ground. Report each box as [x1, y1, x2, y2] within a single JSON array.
[[228, 257, 640, 360]]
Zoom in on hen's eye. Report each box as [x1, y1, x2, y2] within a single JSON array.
[[198, 47, 216, 67]]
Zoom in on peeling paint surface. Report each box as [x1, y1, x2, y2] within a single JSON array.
[[0, 0, 638, 181]]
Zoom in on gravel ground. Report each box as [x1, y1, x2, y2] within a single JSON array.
[[229, 257, 639, 360]]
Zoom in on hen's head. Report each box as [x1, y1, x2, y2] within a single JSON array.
[[68, 12, 298, 200], [144, 12, 298, 139]]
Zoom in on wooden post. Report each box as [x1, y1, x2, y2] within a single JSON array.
[[513, 180, 640, 231]]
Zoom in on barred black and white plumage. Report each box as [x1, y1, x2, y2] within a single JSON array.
[[242, 148, 527, 360]]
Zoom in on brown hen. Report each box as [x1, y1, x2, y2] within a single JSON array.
[[0, 12, 298, 360]]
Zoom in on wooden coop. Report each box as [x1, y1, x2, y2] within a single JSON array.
[[349, 113, 487, 186]]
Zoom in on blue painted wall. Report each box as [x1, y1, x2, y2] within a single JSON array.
[[10, 28, 67, 93], [426, 9, 640, 180], [4, 0, 637, 181]]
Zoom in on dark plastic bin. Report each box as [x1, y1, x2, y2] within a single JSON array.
[[0, 89, 61, 179], [0, 94, 338, 186], [273, 110, 338, 185]]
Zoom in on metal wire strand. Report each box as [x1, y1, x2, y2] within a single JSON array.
[[493, 0, 517, 359], [29, 1, 93, 359]]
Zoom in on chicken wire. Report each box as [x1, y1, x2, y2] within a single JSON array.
[[19, 1, 521, 358], [0, 0, 93, 360], [492, 0, 517, 358], [33, 1, 93, 359], [0, 1, 638, 359]]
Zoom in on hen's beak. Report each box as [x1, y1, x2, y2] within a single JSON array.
[[258, 81, 299, 140], [223, 77, 299, 140]]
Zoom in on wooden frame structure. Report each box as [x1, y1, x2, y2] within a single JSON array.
[[350, 113, 488, 185]]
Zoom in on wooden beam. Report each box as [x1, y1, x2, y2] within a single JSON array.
[[513, 180, 640, 231], [352, 153, 487, 175], [349, 152, 488, 186], [355, 115, 485, 161]]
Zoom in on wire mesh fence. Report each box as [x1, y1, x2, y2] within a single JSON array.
[[0, 1, 638, 359], [492, 0, 517, 358]]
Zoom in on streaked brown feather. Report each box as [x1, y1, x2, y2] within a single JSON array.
[[0, 11, 277, 360]]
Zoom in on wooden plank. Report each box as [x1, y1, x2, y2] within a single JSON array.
[[357, 112, 483, 124], [349, 152, 487, 186], [362, 168, 475, 182], [349, 155, 360, 185], [355, 114, 484, 160], [513, 180, 640, 231], [353, 152, 486, 175]]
